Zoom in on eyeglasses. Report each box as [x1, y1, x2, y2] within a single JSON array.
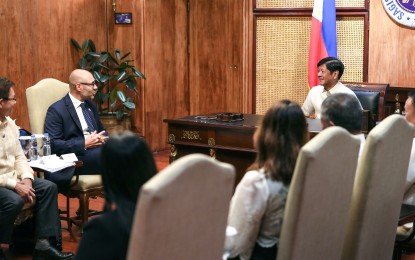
[[1, 97, 17, 102], [79, 80, 100, 87]]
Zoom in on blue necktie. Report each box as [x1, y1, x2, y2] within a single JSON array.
[[80, 103, 95, 132]]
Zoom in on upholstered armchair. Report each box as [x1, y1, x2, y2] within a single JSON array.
[[127, 154, 235, 260], [26, 78, 104, 240], [343, 81, 389, 132], [342, 115, 413, 260], [277, 126, 360, 260]]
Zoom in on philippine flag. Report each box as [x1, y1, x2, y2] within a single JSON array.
[[308, 0, 337, 89]]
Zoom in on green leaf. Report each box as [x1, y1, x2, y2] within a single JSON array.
[[117, 90, 126, 102], [96, 63, 110, 71], [110, 100, 117, 109], [99, 74, 111, 83], [86, 52, 101, 58], [115, 49, 121, 60], [116, 71, 127, 82], [120, 52, 131, 60], [98, 53, 109, 63], [123, 101, 135, 110], [93, 71, 101, 81], [132, 67, 146, 79], [88, 39, 96, 52], [117, 62, 128, 70], [109, 88, 118, 103], [81, 40, 89, 52], [106, 54, 119, 66], [80, 58, 87, 69], [116, 108, 124, 120], [70, 39, 81, 50], [125, 78, 137, 91]]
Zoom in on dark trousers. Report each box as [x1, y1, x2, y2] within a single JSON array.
[[45, 147, 101, 190], [0, 177, 61, 243], [250, 243, 277, 260], [228, 243, 277, 260]]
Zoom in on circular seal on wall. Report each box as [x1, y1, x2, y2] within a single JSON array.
[[383, 0, 415, 28]]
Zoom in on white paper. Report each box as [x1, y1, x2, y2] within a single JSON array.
[[60, 153, 78, 162], [29, 155, 75, 173]]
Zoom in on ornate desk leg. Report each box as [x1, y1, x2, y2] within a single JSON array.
[[168, 134, 177, 163], [208, 138, 216, 160]]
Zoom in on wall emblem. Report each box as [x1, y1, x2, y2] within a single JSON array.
[[383, 0, 415, 28]]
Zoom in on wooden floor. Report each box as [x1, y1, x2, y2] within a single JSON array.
[[4, 150, 415, 259]]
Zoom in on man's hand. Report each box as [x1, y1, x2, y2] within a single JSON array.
[[85, 130, 109, 149], [15, 179, 35, 204]]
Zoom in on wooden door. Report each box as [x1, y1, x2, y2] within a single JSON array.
[[189, 0, 244, 115]]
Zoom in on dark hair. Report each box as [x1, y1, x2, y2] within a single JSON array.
[[250, 100, 307, 185], [0, 77, 15, 98], [317, 57, 344, 79], [100, 131, 157, 204], [321, 93, 362, 133], [408, 91, 415, 107]]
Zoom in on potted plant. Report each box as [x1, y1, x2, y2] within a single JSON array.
[[70, 38, 146, 121]]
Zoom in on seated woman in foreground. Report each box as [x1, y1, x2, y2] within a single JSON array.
[[76, 131, 157, 260], [225, 100, 308, 260]]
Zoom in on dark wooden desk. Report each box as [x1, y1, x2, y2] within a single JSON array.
[[164, 114, 322, 187]]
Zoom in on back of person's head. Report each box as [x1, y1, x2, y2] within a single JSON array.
[[320, 93, 362, 133], [405, 91, 415, 125], [100, 131, 157, 204], [0, 77, 14, 97], [317, 57, 345, 79], [408, 91, 415, 105], [253, 100, 307, 185]]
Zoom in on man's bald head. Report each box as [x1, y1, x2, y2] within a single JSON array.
[[68, 69, 97, 101], [69, 69, 94, 86]]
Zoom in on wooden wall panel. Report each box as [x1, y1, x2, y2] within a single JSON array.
[[369, 2, 415, 87], [110, 0, 144, 134], [189, 0, 244, 115], [142, 0, 189, 150], [0, 0, 106, 132]]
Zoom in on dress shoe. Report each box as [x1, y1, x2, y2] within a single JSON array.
[[33, 246, 74, 260]]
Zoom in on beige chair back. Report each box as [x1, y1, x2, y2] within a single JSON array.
[[342, 115, 414, 260], [26, 78, 69, 135], [277, 126, 360, 260], [127, 154, 235, 260]]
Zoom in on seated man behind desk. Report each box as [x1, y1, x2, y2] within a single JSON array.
[[302, 57, 362, 119], [44, 69, 108, 187], [0, 77, 73, 260], [320, 93, 365, 156]]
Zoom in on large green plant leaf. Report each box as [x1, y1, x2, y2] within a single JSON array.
[[120, 52, 131, 60], [98, 53, 109, 63], [124, 78, 137, 92], [115, 108, 124, 120], [79, 58, 88, 69], [70, 39, 81, 50], [87, 39, 96, 52], [123, 100, 135, 110], [115, 49, 121, 60], [116, 71, 127, 82], [116, 90, 126, 102], [132, 67, 146, 79]]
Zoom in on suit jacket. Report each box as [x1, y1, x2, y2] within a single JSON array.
[[44, 94, 106, 185]]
